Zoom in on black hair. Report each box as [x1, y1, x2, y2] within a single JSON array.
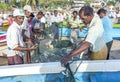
[[29, 13, 34, 18], [72, 11, 78, 14], [79, 6, 94, 16], [54, 10, 58, 13], [37, 11, 43, 15], [97, 8, 107, 15]]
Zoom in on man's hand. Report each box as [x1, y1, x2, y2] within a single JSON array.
[[29, 45, 38, 50], [61, 55, 71, 66]]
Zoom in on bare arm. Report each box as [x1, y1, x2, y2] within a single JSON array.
[[61, 41, 91, 65], [13, 45, 37, 51]]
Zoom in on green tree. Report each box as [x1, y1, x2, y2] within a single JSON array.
[[0, 3, 8, 11], [107, 0, 115, 6], [38, 0, 72, 10], [84, 0, 91, 4]]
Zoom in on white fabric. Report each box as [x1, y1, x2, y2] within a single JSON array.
[[21, 17, 30, 38], [7, 22, 25, 57], [51, 15, 61, 23], [23, 5, 32, 13], [85, 16, 105, 52], [40, 16, 46, 23], [13, 9, 24, 17]]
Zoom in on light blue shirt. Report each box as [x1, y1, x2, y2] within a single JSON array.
[[101, 16, 113, 43]]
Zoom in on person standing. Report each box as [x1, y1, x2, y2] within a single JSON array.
[[8, 14, 13, 26], [68, 11, 80, 43], [22, 5, 33, 41], [32, 11, 45, 39], [51, 10, 61, 40], [6, 9, 37, 65], [97, 8, 113, 59], [34, 11, 45, 39], [61, 6, 108, 65], [22, 5, 35, 63]]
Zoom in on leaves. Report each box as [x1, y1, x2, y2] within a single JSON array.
[[0, 3, 8, 10]]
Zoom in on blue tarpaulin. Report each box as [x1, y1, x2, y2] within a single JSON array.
[[59, 28, 120, 39]]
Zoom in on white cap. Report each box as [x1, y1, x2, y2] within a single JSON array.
[[23, 5, 32, 12], [13, 9, 25, 17]]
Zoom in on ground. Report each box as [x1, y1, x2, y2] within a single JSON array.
[[110, 40, 120, 59]]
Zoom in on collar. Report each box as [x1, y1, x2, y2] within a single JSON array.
[[88, 16, 96, 28], [12, 21, 21, 29]]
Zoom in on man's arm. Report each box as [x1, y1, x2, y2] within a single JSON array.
[[13, 45, 37, 51], [61, 41, 91, 65]]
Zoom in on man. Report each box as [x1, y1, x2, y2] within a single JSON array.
[[61, 6, 108, 65], [97, 8, 113, 59], [22, 5, 35, 63], [22, 5, 33, 41], [51, 10, 61, 40], [6, 9, 37, 65], [33, 11, 45, 39], [68, 11, 80, 43]]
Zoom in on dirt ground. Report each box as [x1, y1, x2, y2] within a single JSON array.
[[110, 40, 120, 59]]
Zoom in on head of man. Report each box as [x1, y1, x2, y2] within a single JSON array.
[[23, 5, 32, 17], [37, 11, 43, 19], [27, 13, 34, 22], [73, 11, 78, 18], [13, 9, 25, 25], [97, 8, 106, 18], [54, 10, 58, 17], [79, 6, 94, 25]]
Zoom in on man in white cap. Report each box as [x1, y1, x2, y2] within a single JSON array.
[[22, 5, 33, 40], [23, 5, 32, 17], [22, 5, 36, 63], [6, 9, 37, 65]]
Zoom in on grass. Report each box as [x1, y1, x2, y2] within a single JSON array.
[[80, 23, 120, 28], [113, 24, 120, 28]]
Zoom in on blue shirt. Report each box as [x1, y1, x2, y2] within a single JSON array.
[[32, 18, 43, 30], [101, 16, 113, 43]]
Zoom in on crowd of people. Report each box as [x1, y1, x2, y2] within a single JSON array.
[[0, 5, 114, 65]]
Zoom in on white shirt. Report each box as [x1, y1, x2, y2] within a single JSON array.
[[0, 18, 3, 26], [51, 15, 61, 23], [21, 17, 30, 38], [85, 16, 105, 52], [40, 16, 46, 23], [7, 21, 25, 57]]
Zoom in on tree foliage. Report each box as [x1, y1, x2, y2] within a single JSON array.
[[107, 0, 115, 6], [84, 0, 91, 4], [0, 2, 8, 11], [1, 0, 119, 11]]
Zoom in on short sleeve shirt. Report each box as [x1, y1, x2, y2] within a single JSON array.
[[21, 17, 30, 38], [32, 18, 43, 30], [69, 16, 80, 28], [101, 16, 113, 43], [85, 16, 105, 52], [7, 22, 25, 57]]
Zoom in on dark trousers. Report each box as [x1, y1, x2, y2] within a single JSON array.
[[106, 40, 113, 60], [7, 54, 24, 65], [52, 23, 59, 39]]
